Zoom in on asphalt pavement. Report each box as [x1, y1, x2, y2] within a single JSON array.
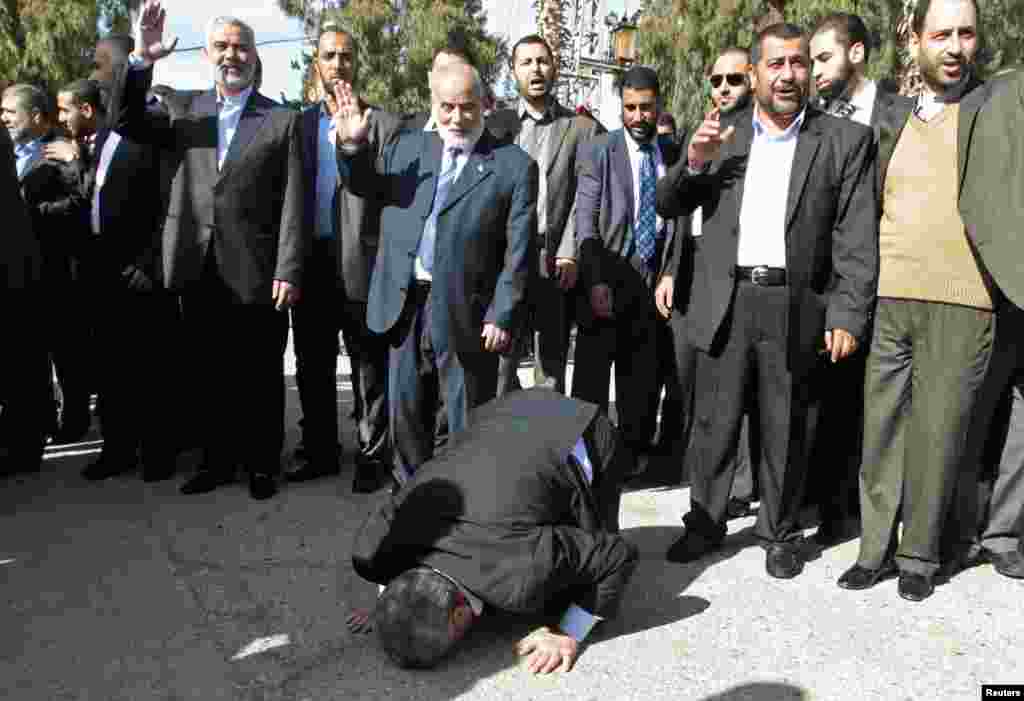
[[1, 339, 1021, 701]]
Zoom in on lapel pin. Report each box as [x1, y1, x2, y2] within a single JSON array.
[[477, 164, 484, 173]]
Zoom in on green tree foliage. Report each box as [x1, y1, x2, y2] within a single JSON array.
[[639, 0, 1024, 131], [289, 0, 506, 111], [0, 0, 99, 94]]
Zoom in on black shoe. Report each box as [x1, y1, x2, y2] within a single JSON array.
[[837, 561, 897, 590], [52, 421, 90, 445], [897, 572, 934, 601], [986, 550, 1024, 579], [765, 543, 804, 579], [666, 530, 723, 563], [284, 455, 340, 483], [81, 454, 136, 481], [248, 472, 278, 500], [815, 517, 860, 546], [726, 497, 754, 520], [180, 470, 235, 495]]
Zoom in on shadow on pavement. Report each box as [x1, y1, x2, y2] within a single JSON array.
[[698, 681, 809, 700]]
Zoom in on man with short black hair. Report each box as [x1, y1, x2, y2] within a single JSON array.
[[709, 47, 752, 115], [657, 23, 877, 579], [90, 34, 135, 93], [347, 388, 636, 673], [487, 34, 605, 397]]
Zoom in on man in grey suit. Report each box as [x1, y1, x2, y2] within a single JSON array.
[[289, 26, 398, 491], [334, 63, 536, 483], [124, 1, 305, 500], [487, 34, 605, 396], [954, 68, 1024, 579]]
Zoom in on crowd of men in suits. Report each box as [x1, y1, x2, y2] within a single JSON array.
[[2, 0, 1024, 670]]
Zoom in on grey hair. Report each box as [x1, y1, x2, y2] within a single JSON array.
[[430, 63, 484, 101], [374, 568, 461, 669], [205, 15, 256, 47]]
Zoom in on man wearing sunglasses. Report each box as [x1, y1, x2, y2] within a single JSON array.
[[709, 48, 753, 115]]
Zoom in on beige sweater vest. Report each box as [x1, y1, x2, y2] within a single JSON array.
[[878, 104, 993, 310]]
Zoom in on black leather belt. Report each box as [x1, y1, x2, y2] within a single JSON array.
[[735, 266, 787, 286]]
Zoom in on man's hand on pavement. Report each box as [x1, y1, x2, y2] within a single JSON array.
[[272, 280, 300, 311], [515, 626, 579, 674], [481, 323, 511, 353]]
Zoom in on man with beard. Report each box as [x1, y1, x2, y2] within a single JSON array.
[[837, 0, 994, 601], [656, 24, 877, 579], [287, 27, 398, 492], [89, 34, 134, 93], [120, 1, 305, 500], [487, 34, 605, 398], [333, 63, 535, 484], [806, 13, 915, 545], [572, 66, 682, 472]]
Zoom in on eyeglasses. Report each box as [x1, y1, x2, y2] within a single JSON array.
[[709, 73, 746, 89]]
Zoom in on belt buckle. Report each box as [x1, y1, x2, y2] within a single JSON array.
[[751, 265, 770, 286]]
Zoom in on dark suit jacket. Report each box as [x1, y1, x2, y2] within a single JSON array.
[[576, 130, 682, 325], [339, 128, 537, 356], [487, 102, 605, 268], [120, 66, 305, 304], [77, 130, 161, 279], [0, 129, 41, 292], [300, 103, 400, 302], [958, 71, 1024, 309], [352, 388, 637, 617], [656, 107, 879, 381]]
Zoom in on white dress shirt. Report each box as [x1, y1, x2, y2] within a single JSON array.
[[848, 80, 877, 127], [216, 86, 253, 171], [91, 131, 123, 235], [13, 138, 42, 179], [736, 107, 806, 268], [623, 130, 672, 238]]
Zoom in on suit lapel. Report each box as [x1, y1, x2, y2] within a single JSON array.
[[725, 113, 754, 222], [218, 92, 270, 181], [957, 80, 988, 196], [303, 105, 320, 184], [192, 90, 220, 177], [611, 130, 634, 224], [785, 112, 823, 232], [545, 112, 572, 176], [417, 131, 443, 220], [439, 132, 495, 215]]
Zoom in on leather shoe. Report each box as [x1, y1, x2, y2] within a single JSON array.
[[765, 543, 804, 579], [352, 459, 389, 494], [180, 470, 235, 495], [897, 572, 934, 601], [837, 561, 897, 590], [81, 454, 136, 481], [248, 472, 278, 500], [666, 530, 723, 563], [284, 455, 340, 483], [52, 420, 90, 445], [987, 549, 1024, 579]]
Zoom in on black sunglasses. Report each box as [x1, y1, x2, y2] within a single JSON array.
[[709, 73, 746, 89]]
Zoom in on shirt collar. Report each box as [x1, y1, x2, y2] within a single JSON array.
[[849, 79, 877, 114], [14, 138, 41, 156], [752, 105, 806, 140], [518, 97, 554, 122], [217, 85, 253, 109], [623, 128, 659, 156]]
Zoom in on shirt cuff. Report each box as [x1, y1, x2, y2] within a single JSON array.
[[558, 603, 602, 643], [127, 53, 152, 70]]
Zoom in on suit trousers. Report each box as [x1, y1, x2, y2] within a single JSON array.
[[82, 257, 177, 466], [857, 298, 992, 575], [497, 270, 575, 397], [389, 284, 498, 479], [0, 297, 50, 472], [291, 239, 389, 465], [685, 281, 821, 544], [46, 275, 93, 431], [181, 260, 289, 476], [953, 302, 1024, 556], [571, 268, 660, 454]]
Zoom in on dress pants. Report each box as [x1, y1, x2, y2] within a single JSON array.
[[654, 317, 685, 452], [389, 283, 498, 480], [180, 259, 289, 477], [954, 302, 1024, 557], [46, 273, 93, 432], [857, 298, 992, 576], [571, 260, 660, 455], [0, 297, 50, 472], [497, 266, 575, 396], [83, 255, 177, 466], [686, 280, 821, 544], [291, 239, 388, 465]]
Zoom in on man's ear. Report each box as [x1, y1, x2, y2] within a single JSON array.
[[849, 42, 866, 68], [82, 102, 95, 121]]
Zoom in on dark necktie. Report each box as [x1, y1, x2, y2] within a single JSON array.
[[634, 143, 658, 267]]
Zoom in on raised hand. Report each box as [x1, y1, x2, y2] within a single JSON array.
[[134, 0, 179, 64], [687, 107, 736, 169], [332, 81, 372, 145]]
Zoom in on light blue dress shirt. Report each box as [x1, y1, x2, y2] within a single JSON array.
[[414, 143, 473, 280], [217, 86, 253, 171], [14, 139, 42, 179], [315, 104, 338, 240]]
